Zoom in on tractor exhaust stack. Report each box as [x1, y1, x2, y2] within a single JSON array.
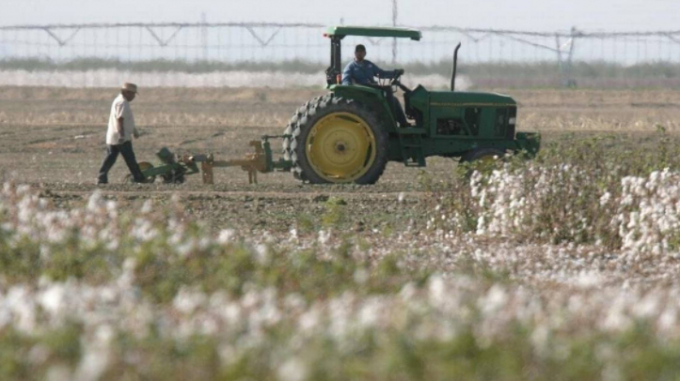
[[451, 42, 462, 91]]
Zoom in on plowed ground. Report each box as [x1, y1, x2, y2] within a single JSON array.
[[2, 87, 680, 232]]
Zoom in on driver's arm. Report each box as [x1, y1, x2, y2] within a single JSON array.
[[341, 62, 354, 85], [374, 64, 402, 80]]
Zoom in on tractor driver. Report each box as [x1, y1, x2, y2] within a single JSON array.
[[341, 44, 410, 127]]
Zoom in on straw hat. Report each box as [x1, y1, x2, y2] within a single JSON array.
[[121, 82, 138, 93]]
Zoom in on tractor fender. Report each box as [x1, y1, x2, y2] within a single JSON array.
[[329, 85, 398, 132]]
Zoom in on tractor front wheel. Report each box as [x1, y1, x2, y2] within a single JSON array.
[[283, 94, 389, 184], [458, 148, 506, 177]]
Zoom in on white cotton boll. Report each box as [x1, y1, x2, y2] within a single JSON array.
[[7, 286, 37, 333], [399, 283, 417, 302], [427, 275, 446, 306], [105, 200, 117, 213], [328, 294, 353, 339], [46, 364, 73, 381], [602, 363, 623, 381], [198, 237, 211, 250], [173, 288, 206, 315], [358, 298, 383, 327], [98, 286, 118, 305], [38, 284, 66, 316], [140, 200, 153, 214], [277, 357, 308, 381], [171, 193, 181, 204], [479, 191, 487, 208], [600, 192, 611, 206], [398, 192, 405, 203], [218, 344, 237, 366], [208, 291, 229, 310], [574, 271, 602, 289], [283, 293, 306, 311], [476, 216, 486, 235], [131, 218, 158, 243], [74, 346, 110, 381], [530, 324, 550, 355], [199, 317, 219, 336], [602, 299, 632, 332], [258, 302, 283, 327], [298, 307, 321, 333], [175, 240, 195, 258], [17, 199, 34, 224], [650, 171, 660, 184], [17, 184, 31, 195], [632, 295, 660, 319], [478, 284, 508, 316], [113, 259, 134, 288], [27, 344, 50, 365], [318, 229, 331, 245], [353, 268, 369, 285], [95, 325, 115, 346], [289, 228, 298, 241], [659, 307, 677, 332], [222, 303, 241, 325], [255, 244, 270, 265], [87, 190, 103, 211]]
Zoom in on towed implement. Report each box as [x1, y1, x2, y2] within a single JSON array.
[[134, 26, 540, 185], [130, 136, 292, 184]]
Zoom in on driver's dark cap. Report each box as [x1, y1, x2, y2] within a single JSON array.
[[355, 44, 366, 52]]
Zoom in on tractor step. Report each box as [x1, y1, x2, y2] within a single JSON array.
[[397, 132, 427, 167]]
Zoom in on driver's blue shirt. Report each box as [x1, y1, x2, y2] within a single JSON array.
[[341, 59, 397, 85]]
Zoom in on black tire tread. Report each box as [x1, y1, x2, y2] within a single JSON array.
[[282, 93, 388, 184]]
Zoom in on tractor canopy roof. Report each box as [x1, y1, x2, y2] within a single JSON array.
[[325, 26, 421, 41]]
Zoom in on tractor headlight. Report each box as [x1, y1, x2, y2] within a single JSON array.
[[508, 117, 516, 125]]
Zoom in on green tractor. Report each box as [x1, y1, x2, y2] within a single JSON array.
[[282, 26, 540, 184], [134, 26, 540, 186]]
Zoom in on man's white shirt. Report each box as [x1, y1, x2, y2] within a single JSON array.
[[106, 94, 136, 145]]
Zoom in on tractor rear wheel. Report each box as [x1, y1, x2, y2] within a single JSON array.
[[283, 94, 389, 184]]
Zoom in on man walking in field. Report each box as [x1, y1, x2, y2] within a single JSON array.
[[97, 83, 146, 184]]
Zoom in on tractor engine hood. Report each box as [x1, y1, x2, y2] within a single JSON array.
[[428, 89, 517, 108], [408, 85, 517, 109]]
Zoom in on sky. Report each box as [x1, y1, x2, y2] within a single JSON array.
[[0, 0, 677, 32]]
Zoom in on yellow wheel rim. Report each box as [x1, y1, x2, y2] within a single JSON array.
[[305, 112, 377, 183]]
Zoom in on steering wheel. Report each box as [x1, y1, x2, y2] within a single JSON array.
[[390, 70, 411, 93], [374, 70, 410, 93], [391, 69, 404, 83]]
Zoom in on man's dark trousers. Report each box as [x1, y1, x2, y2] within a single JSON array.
[[98, 141, 145, 183]]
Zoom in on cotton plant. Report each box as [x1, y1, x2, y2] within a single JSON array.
[[615, 169, 680, 255], [436, 163, 680, 255], [3, 182, 680, 380]]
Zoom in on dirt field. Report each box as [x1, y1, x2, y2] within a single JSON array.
[[4, 87, 680, 379], [1, 87, 680, 232]]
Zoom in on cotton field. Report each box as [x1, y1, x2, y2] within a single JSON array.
[[3, 157, 680, 380]]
